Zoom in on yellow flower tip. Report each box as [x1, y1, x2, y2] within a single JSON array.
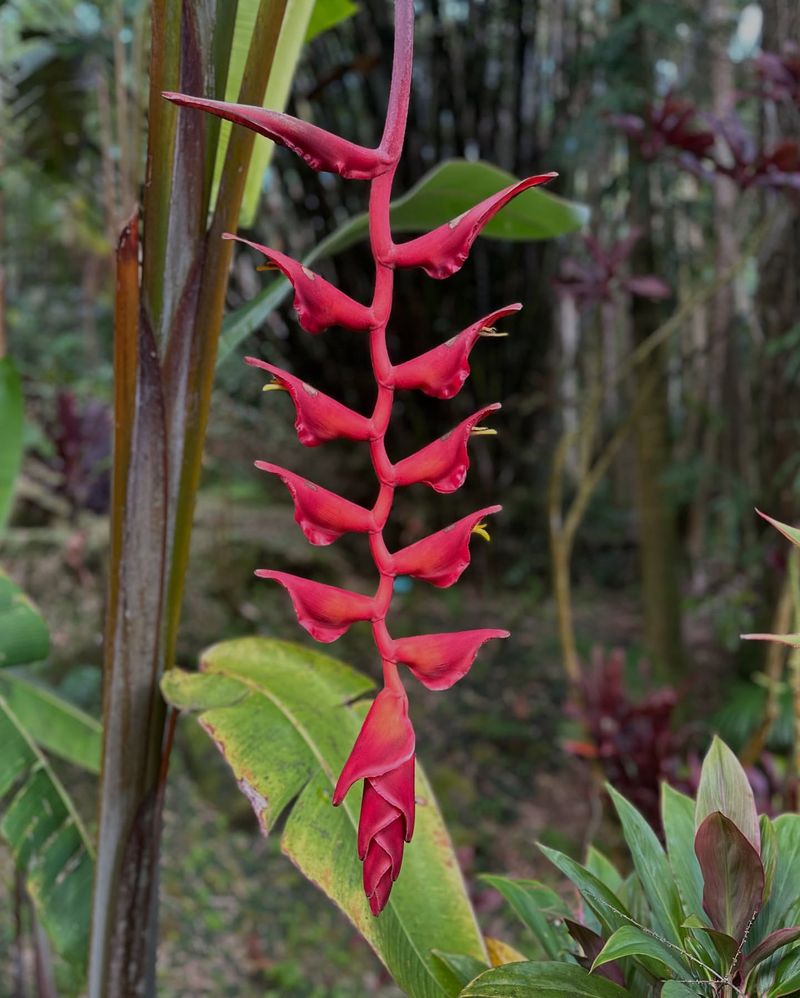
[[262, 380, 288, 393], [479, 325, 509, 338], [472, 522, 491, 542], [471, 425, 497, 437]]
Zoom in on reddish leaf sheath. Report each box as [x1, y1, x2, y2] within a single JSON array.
[[393, 403, 501, 493], [392, 304, 522, 399], [391, 505, 502, 587], [255, 461, 374, 545], [162, 92, 390, 180], [391, 628, 510, 690], [392, 174, 557, 279], [255, 570, 375, 642], [247, 357, 372, 446], [223, 235, 373, 333]]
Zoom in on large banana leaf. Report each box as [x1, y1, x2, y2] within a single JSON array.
[[0, 670, 101, 773], [0, 569, 50, 668], [217, 159, 589, 364], [162, 637, 489, 998], [0, 692, 94, 972], [0, 355, 24, 532]]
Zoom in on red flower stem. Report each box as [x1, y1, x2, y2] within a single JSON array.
[[366, 0, 414, 685]]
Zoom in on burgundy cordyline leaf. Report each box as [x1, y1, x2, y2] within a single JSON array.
[[169, 0, 537, 914], [223, 236, 373, 333], [392, 304, 521, 399], [255, 462, 374, 545], [246, 357, 372, 446]]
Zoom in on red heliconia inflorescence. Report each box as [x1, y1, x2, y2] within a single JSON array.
[[164, 0, 554, 915]]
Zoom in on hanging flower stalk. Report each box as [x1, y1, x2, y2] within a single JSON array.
[[164, 0, 554, 915]]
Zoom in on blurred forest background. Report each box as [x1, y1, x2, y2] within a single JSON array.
[[2, 0, 800, 993]]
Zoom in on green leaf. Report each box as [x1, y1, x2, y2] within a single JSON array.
[[585, 845, 624, 895], [0, 570, 50, 667], [305, 0, 358, 41], [756, 815, 800, 941], [0, 671, 101, 773], [538, 843, 632, 937], [0, 355, 24, 531], [217, 159, 589, 365], [0, 692, 94, 972], [661, 984, 704, 997], [662, 783, 704, 920], [769, 947, 800, 997], [431, 951, 489, 991], [607, 785, 685, 947], [695, 737, 760, 853], [758, 510, 800, 551], [162, 638, 488, 997], [591, 924, 688, 979], [459, 961, 629, 997], [479, 875, 571, 960]]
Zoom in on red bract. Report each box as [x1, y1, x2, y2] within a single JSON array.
[[391, 629, 510, 691], [162, 92, 390, 179], [246, 357, 372, 446], [255, 462, 373, 545], [254, 571, 375, 642], [391, 505, 501, 587], [393, 403, 501, 492], [168, 0, 533, 914], [223, 235, 373, 333], [393, 175, 556, 279], [392, 304, 521, 399]]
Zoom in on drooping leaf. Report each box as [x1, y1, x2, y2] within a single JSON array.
[[0, 671, 101, 773], [591, 924, 689, 979], [431, 950, 489, 990], [695, 737, 760, 853], [0, 570, 50, 668], [662, 783, 705, 921], [0, 355, 24, 531], [162, 638, 488, 997], [305, 0, 358, 41], [479, 875, 571, 960], [217, 159, 589, 364], [694, 812, 764, 942], [459, 961, 630, 997], [538, 844, 632, 937], [0, 692, 94, 972], [607, 784, 685, 947]]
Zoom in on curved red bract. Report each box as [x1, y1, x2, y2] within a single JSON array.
[[168, 0, 548, 914]]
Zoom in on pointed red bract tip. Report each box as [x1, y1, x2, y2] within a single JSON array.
[[247, 357, 371, 446], [333, 687, 415, 804], [224, 236, 373, 334], [359, 757, 415, 914], [392, 628, 510, 690], [162, 91, 389, 180], [256, 571, 374, 642], [392, 304, 522, 399], [255, 462, 374, 545], [391, 505, 502, 587], [392, 174, 557, 279], [393, 403, 501, 493]]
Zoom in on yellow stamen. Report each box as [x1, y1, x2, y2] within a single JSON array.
[[472, 522, 491, 542], [262, 380, 287, 393], [256, 262, 280, 272], [479, 326, 509, 337], [471, 425, 497, 436]]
